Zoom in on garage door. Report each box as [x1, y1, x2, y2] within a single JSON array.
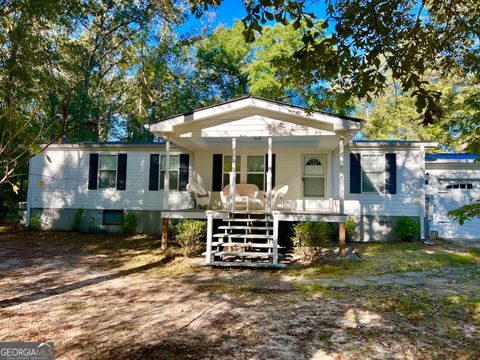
[[432, 180, 480, 239]]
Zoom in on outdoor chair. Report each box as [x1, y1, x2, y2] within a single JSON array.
[[186, 182, 211, 210]]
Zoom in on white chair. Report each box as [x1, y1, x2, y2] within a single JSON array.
[[271, 184, 289, 210], [186, 182, 211, 210]]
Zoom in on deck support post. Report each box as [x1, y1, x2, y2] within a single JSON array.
[[161, 218, 168, 250], [163, 138, 170, 210], [272, 213, 279, 264], [206, 211, 213, 263], [230, 137, 237, 212], [339, 136, 345, 214], [266, 137, 273, 213], [339, 221, 346, 257]]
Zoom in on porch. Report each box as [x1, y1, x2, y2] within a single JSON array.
[[147, 96, 362, 267]]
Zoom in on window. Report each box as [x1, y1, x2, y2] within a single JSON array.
[[446, 183, 473, 190], [303, 155, 326, 197], [103, 210, 123, 225], [160, 155, 179, 190], [361, 154, 385, 193], [99, 155, 117, 189], [247, 155, 265, 190], [223, 155, 241, 187]]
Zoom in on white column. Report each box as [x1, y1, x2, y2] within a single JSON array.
[[230, 137, 237, 212], [205, 211, 213, 263], [339, 136, 345, 214], [419, 145, 426, 240], [267, 137, 273, 212], [272, 213, 279, 264], [163, 138, 170, 210]]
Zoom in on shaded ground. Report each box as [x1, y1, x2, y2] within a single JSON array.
[[0, 227, 479, 359]]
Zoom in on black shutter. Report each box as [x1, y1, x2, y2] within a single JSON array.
[[350, 153, 361, 194], [264, 154, 276, 189], [88, 154, 99, 190], [212, 154, 223, 191], [149, 154, 159, 191], [116, 154, 127, 190], [385, 153, 397, 194], [179, 154, 189, 191]]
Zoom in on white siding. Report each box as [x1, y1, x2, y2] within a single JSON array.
[[339, 147, 423, 217], [29, 148, 191, 211]]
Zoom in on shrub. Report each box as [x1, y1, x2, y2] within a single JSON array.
[[122, 211, 136, 234], [394, 216, 421, 242], [28, 213, 42, 230], [345, 218, 359, 241], [175, 219, 206, 256], [71, 207, 85, 231], [291, 221, 332, 262]]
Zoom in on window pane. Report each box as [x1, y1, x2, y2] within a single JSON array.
[[169, 171, 178, 190], [223, 173, 241, 187], [363, 155, 384, 172], [247, 156, 264, 172], [362, 171, 384, 193], [160, 155, 178, 170], [100, 155, 116, 171], [303, 177, 325, 197], [247, 174, 264, 190], [160, 171, 165, 189], [99, 170, 116, 188], [304, 156, 325, 176], [223, 156, 241, 172]]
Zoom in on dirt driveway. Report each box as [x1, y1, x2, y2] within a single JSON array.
[[0, 230, 479, 359]]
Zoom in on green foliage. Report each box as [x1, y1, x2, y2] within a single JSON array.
[[28, 213, 42, 230], [448, 200, 480, 226], [71, 207, 85, 232], [175, 220, 206, 257], [291, 221, 332, 248], [291, 221, 332, 262], [121, 211, 136, 234], [345, 219, 359, 241], [394, 217, 421, 242]]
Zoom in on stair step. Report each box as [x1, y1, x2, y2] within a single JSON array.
[[218, 225, 273, 231], [213, 233, 273, 239], [212, 242, 274, 248], [214, 251, 274, 258], [203, 261, 287, 269], [223, 218, 272, 223]]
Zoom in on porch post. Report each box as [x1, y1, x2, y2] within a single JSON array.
[[163, 137, 170, 210], [339, 136, 346, 257], [272, 213, 279, 264], [266, 137, 273, 212], [419, 145, 426, 240], [206, 211, 213, 263], [339, 136, 345, 214], [230, 137, 237, 212]]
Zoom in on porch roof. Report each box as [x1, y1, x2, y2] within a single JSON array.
[[145, 96, 363, 150]]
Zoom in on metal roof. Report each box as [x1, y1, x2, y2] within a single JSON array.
[[425, 153, 479, 161]]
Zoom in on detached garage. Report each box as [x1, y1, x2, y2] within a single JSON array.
[[426, 154, 480, 239]]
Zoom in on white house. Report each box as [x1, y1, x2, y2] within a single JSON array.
[[26, 96, 478, 266]]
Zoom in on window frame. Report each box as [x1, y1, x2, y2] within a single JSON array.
[[222, 154, 266, 190], [103, 210, 123, 225], [246, 155, 265, 191], [159, 154, 180, 191], [222, 155, 242, 188], [360, 153, 386, 194], [98, 154, 117, 189], [302, 154, 327, 198]]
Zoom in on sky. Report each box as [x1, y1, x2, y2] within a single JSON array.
[[179, 0, 332, 35]]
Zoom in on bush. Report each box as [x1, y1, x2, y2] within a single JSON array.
[[394, 216, 421, 242], [28, 213, 42, 230], [122, 211, 136, 234], [175, 219, 206, 256], [345, 218, 359, 241], [71, 207, 85, 231], [291, 221, 332, 262]]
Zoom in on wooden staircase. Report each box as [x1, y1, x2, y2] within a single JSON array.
[[204, 211, 285, 268]]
